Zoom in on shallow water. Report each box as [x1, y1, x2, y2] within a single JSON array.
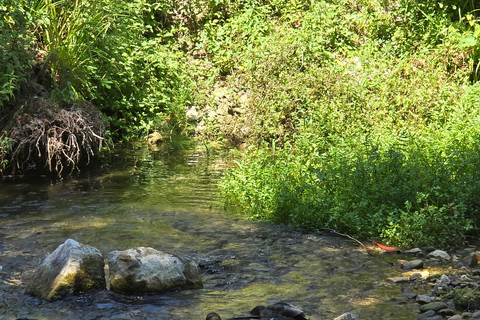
[[0, 147, 422, 319]]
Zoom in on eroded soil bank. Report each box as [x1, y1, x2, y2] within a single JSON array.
[[0, 147, 463, 320]]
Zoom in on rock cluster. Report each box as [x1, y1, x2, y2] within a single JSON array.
[[26, 239, 202, 301], [385, 247, 480, 319]]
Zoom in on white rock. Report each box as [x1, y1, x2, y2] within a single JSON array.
[[428, 249, 451, 260], [404, 248, 423, 254], [334, 312, 357, 320], [186, 106, 199, 120], [439, 274, 451, 284], [108, 247, 202, 294]]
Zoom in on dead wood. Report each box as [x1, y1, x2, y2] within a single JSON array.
[[322, 228, 373, 256]]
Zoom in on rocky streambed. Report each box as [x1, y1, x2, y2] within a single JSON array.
[[0, 147, 479, 320], [385, 246, 480, 320]]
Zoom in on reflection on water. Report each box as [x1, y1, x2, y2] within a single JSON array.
[[0, 146, 421, 319]]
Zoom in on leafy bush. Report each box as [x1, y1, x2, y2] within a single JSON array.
[[216, 0, 480, 248], [223, 113, 479, 247]]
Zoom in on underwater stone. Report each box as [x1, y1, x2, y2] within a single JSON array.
[[333, 312, 357, 320], [25, 239, 106, 301], [108, 247, 203, 294], [387, 276, 409, 283], [397, 259, 424, 269]]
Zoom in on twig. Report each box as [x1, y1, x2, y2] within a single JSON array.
[[322, 228, 373, 256]]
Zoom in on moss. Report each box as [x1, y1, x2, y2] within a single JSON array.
[[446, 288, 480, 310], [110, 275, 148, 294]]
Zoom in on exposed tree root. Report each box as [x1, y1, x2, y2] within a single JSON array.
[[1, 98, 106, 176]]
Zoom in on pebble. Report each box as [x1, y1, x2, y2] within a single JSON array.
[[403, 293, 417, 300], [394, 247, 480, 319], [409, 273, 422, 281], [333, 312, 357, 320], [439, 274, 452, 285], [416, 295, 433, 304], [421, 310, 436, 317]]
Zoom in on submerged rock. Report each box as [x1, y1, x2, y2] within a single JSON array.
[[397, 259, 424, 270], [334, 312, 357, 320], [404, 248, 423, 255], [387, 276, 409, 283], [205, 313, 222, 320], [108, 247, 203, 294], [250, 302, 307, 320], [25, 239, 106, 301]]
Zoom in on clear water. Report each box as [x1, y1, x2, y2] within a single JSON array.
[[0, 146, 422, 319]]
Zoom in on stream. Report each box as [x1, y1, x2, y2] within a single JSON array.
[[0, 146, 423, 319]]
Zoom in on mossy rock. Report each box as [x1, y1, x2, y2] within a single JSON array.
[[25, 239, 106, 301], [447, 288, 480, 310], [419, 301, 448, 313]]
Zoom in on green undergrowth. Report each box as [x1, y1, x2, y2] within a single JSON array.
[[215, 0, 480, 248], [221, 90, 480, 247]]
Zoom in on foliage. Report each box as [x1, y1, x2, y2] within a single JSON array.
[[218, 0, 480, 247], [222, 104, 480, 248], [0, 132, 14, 171], [0, 0, 35, 107]]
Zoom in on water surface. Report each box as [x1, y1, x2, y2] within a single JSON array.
[[0, 147, 421, 319]]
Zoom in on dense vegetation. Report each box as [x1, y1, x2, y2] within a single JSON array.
[[1, 0, 480, 247]]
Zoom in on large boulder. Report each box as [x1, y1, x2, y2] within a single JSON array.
[[25, 239, 106, 301], [108, 247, 203, 294]]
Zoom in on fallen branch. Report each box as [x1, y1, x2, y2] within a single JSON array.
[[322, 228, 373, 256]]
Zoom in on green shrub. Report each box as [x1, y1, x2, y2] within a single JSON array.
[[222, 79, 480, 247]]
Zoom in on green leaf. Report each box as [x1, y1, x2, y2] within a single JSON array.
[[458, 36, 477, 47]]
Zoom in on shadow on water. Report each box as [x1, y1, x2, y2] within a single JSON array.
[[0, 146, 421, 319]]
